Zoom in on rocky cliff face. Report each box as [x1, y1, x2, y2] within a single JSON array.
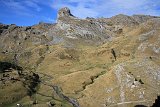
[[0, 7, 160, 107], [49, 7, 112, 46]]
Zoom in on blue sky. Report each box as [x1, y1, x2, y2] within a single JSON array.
[[0, 0, 160, 26]]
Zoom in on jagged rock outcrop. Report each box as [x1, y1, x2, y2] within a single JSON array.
[[49, 7, 111, 46], [58, 7, 75, 19]]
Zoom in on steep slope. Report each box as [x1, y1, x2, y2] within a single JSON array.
[[48, 7, 111, 46]]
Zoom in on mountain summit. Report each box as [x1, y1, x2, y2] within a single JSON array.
[[58, 7, 75, 19]]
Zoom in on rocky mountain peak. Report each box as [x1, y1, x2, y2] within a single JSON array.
[[58, 7, 75, 19]]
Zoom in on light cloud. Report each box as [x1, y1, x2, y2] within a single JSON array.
[[24, 1, 41, 12], [52, 0, 160, 18], [2, 0, 31, 16], [1, 0, 54, 16]]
